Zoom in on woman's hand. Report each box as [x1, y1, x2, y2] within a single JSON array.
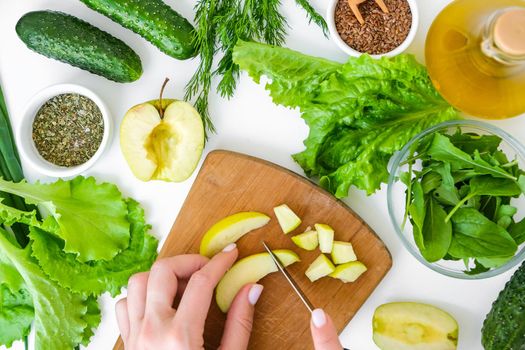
[[115, 243, 264, 350], [310, 308, 345, 350]]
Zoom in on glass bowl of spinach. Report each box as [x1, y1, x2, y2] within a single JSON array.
[[388, 120, 525, 279]]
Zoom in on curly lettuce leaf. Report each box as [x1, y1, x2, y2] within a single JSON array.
[[0, 228, 92, 350], [30, 199, 158, 296], [0, 176, 130, 261], [233, 40, 459, 196], [81, 296, 101, 345]]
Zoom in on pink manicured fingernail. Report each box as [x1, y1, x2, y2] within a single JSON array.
[[222, 243, 236, 252], [312, 308, 326, 328], [248, 284, 264, 305]]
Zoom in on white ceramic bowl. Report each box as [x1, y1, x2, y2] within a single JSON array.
[[326, 0, 419, 58], [18, 84, 112, 178]]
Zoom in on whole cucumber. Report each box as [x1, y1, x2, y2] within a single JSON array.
[[482, 261, 525, 350], [79, 0, 197, 60], [16, 11, 142, 83]]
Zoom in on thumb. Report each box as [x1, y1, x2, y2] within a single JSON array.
[[219, 284, 263, 350], [310, 309, 343, 350]]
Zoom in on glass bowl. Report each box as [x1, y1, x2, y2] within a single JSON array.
[[387, 120, 525, 279]]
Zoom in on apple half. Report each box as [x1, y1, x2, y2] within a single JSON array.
[[373, 302, 459, 350], [215, 249, 300, 312], [120, 83, 204, 182], [199, 212, 271, 257]]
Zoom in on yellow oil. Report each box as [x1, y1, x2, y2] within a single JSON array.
[[425, 0, 525, 119]]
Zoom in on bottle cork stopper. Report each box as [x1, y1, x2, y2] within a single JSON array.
[[494, 8, 525, 56]]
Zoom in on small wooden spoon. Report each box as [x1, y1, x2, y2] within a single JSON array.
[[347, 0, 389, 25]]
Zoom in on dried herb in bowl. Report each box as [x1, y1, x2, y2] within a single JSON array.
[[335, 0, 412, 55], [32, 93, 104, 167]]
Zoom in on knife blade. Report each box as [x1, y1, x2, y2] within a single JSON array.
[[262, 240, 315, 313], [262, 241, 350, 350]]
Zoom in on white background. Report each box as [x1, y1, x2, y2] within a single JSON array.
[[1, 0, 524, 349]]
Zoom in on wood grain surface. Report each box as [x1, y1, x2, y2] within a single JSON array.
[[114, 150, 392, 350]]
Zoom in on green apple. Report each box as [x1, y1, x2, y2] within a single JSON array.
[[329, 261, 367, 282], [273, 204, 301, 234], [305, 254, 335, 282], [291, 230, 318, 251], [200, 212, 270, 257], [373, 302, 459, 350], [215, 249, 300, 312], [315, 224, 334, 253], [120, 79, 204, 182], [331, 241, 357, 264]]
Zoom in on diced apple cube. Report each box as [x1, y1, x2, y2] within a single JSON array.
[[329, 261, 367, 283], [315, 223, 334, 253], [274, 204, 301, 234], [305, 254, 335, 282], [291, 230, 319, 251], [331, 241, 357, 264]]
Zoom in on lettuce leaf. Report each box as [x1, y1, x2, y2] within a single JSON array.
[[0, 228, 91, 350], [0, 284, 33, 347], [0, 176, 130, 261], [30, 199, 158, 296], [233, 40, 458, 196]]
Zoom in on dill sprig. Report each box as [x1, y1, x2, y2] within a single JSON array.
[[186, 0, 327, 137]]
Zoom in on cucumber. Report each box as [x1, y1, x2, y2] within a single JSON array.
[[79, 0, 197, 60], [16, 11, 142, 83], [482, 262, 525, 350]]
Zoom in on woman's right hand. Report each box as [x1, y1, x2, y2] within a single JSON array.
[[310, 308, 344, 350]]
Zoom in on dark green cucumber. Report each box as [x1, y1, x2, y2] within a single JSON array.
[[482, 261, 525, 350], [16, 11, 142, 83], [79, 0, 197, 60]]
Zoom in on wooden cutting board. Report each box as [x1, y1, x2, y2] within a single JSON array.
[[114, 150, 392, 350]]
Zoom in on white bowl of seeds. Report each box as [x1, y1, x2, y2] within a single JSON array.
[[18, 84, 111, 178], [327, 0, 419, 57]]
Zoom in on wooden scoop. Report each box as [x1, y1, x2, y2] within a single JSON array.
[[347, 0, 389, 24]]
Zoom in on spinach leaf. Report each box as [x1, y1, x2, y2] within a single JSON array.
[[421, 172, 441, 194], [409, 181, 426, 250], [432, 163, 460, 205], [508, 218, 525, 245], [420, 197, 452, 262], [448, 131, 501, 154], [428, 134, 516, 180], [449, 208, 517, 258], [469, 176, 522, 197]]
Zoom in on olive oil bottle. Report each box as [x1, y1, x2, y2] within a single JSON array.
[[426, 0, 525, 119]]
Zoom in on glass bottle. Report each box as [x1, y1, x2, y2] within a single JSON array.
[[425, 0, 525, 119]]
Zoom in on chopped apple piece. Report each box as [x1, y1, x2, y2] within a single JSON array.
[[273, 204, 301, 234], [216, 249, 300, 312], [305, 254, 335, 282], [199, 212, 271, 257], [329, 261, 367, 283], [291, 230, 319, 251], [331, 241, 357, 264], [315, 224, 334, 253], [373, 302, 459, 350]]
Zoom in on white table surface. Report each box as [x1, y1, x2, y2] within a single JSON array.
[[2, 0, 525, 349]]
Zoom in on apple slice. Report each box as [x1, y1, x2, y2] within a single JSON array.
[[373, 302, 459, 350], [329, 261, 367, 283], [200, 212, 270, 257], [120, 80, 204, 182], [305, 254, 335, 282], [216, 249, 300, 312], [315, 224, 334, 253], [331, 241, 357, 264], [292, 230, 318, 251], [273, 204, 301, 234]]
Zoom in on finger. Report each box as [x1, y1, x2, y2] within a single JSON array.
[[310, 309, 343, 350], [115, 298, 130, 342], [219, 284, 263, 350], [145, 255, 209, 319], [127, 271, 149, 322], [175, 243, 238, 332]]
